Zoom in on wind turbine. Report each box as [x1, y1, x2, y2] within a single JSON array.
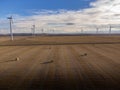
[[109, 24, 112, 34], [7, 16, 13, 41], [31, 28, 33, 36], [96, 27, 99, 34], [52, 28, 54, 33], [41, 28, 44, 33], [31, 25, 35, 36], [81, 27, 83, 33]]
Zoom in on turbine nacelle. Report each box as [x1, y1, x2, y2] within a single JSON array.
[[7, 16, 12, 20]]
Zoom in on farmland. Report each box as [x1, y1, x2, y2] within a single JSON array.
[[0, 35, 120, 89]]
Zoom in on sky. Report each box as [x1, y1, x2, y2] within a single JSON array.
[[0, 0, 95, 16], [0, 0, 120, 34]]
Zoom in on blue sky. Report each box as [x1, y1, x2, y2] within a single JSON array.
[[0, 0, 95, 16]]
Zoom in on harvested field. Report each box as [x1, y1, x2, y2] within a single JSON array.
[[0, 35, 120, 46], [0, 35, 120, 89]]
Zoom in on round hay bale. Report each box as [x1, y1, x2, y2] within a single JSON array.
[[16, 57, 20, 61]]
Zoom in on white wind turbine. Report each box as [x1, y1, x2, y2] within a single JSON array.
[[109, 24, 112, 34], [31, 24, 35, 36], [7, 16, 13, 41]]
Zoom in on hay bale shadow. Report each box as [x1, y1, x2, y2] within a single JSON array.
[[0, 57, 19, 63], [40, 60, 54, 64], [80, 53, 87, 57], [0, 59, 18, 63]]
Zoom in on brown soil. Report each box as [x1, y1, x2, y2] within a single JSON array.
[[0, 36, 119, 89]]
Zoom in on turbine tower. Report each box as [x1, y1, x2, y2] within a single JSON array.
[[96, 27, 99, 34], [109, 24, 112, 34], [81, 27, 83, 33], [31, 25, 35, 36], [7, 16, 13, 41], [41, 28, 44, 33], [33, 25, 35, 36]]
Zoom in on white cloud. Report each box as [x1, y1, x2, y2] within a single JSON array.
[[0, 0, 120, 34]]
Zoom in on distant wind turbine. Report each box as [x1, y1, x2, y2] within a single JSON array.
[[41, 28, 44, 33], [7, 16, 13, 41], [96, 27, 99, 34], [109, 24, 112, 34], [81, 27, 84, 33], [31, 25, 35, 36]]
